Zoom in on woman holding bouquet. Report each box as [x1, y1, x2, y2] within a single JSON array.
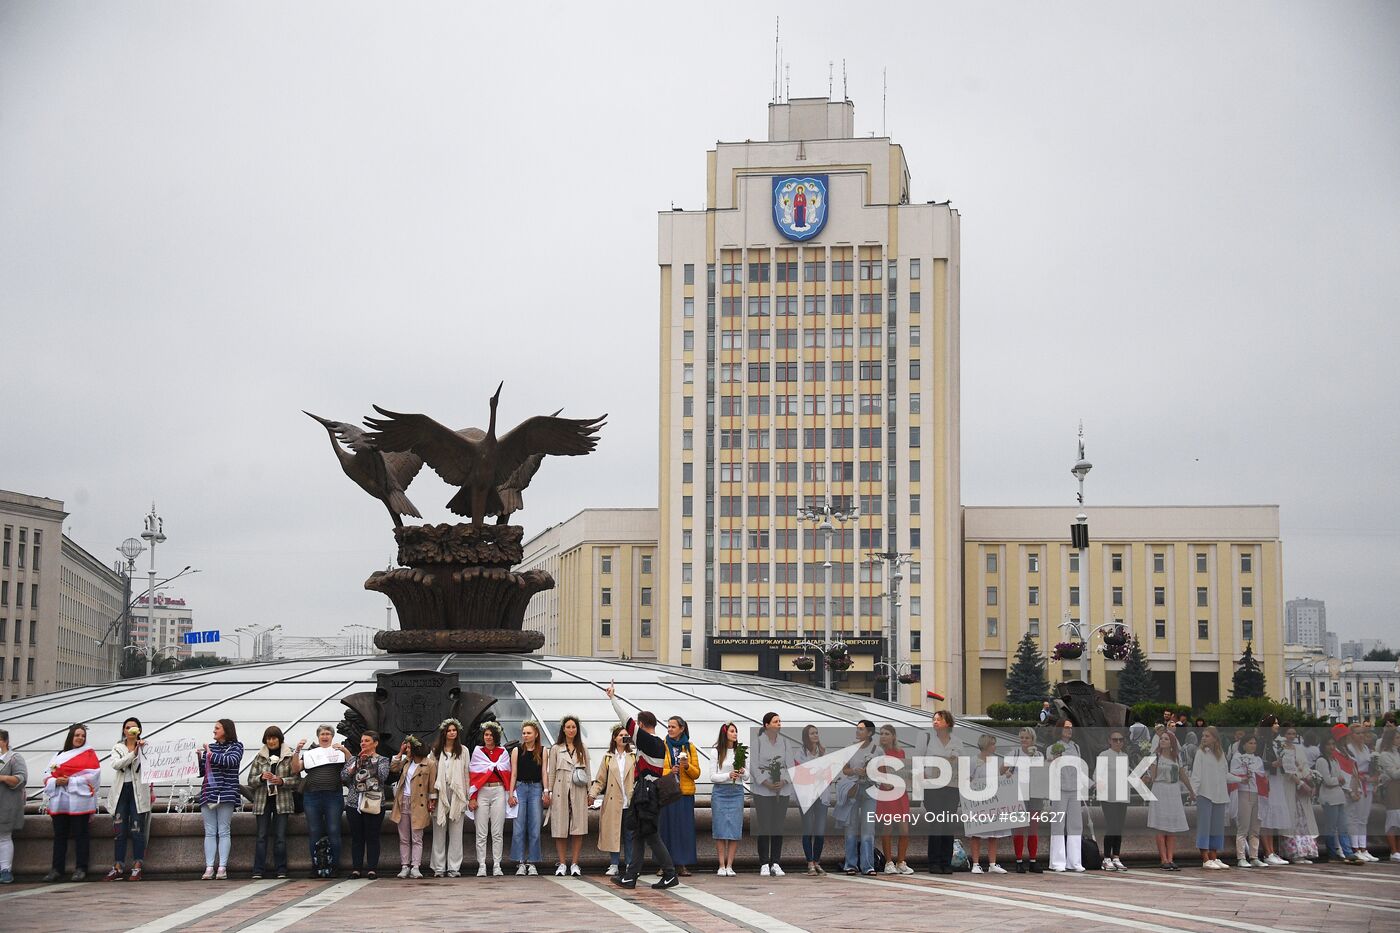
[[43, 723, 101, 882], [1278, 727, 1318, 863], [105, 717, 151, 881], [752, 712, 795, 877], [660, 716, 701, 876], [710, 722, 745, 875], [244, 726, 298, 880]]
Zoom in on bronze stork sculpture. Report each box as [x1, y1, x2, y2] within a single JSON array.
[[304, 411, 424, 527], [363, 385, 604, 527]]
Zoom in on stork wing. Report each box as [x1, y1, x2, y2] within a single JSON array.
[[305, 411, 376, 453], [494, 413, 604, 485], [501, 452, 545, 492], [381, 450, 425, 490], [363, 407, 475, 487]]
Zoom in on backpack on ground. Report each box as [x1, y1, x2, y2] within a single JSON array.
[[313, 836, 334, 878], [951, 838, 971, 871]]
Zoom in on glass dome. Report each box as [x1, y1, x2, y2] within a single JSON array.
[[0, 653, 996, 803]]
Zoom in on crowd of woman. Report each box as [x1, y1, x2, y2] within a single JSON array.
[[0, 708, 1397, 884]]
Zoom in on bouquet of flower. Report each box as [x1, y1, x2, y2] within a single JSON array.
[[764, 755, 784, 784], [266, 754, 281, 795], [733, 741, 748, 770], [1050, 742, 1066, 757]]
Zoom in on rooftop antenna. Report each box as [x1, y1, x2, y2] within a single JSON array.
[[829, 61, 833, 98], [842, 59, 848, 101], [882, 67, 887, 136], [772, 17, 780, 104], [785, 63, 790, 102]]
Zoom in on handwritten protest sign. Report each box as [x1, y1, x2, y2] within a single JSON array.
[[300, 745, 346, 769], [138, 737, 199, 784]]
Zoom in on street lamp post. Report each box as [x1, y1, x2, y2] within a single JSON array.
[[139, 504, 167, 671], [1065, 424, 1094, 683], [115, 537, 144, 678], [797, 500, 859, 690], [866, 549, 911, 703]]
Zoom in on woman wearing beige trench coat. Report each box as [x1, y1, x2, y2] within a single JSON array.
[[590, 726, 637, 876], [544, 715, 592, 876]]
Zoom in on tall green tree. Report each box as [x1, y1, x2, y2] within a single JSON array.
[[1116, 636, 1158, 706], [1230, 642, 1267, 699], [1006, 632, 1050, 703]]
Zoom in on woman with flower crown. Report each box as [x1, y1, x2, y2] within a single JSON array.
[[428, 718, 470, 878]]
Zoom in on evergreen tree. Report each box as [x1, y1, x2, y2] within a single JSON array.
[[1006, 632, 1050, 704], [1230, 642, 1268, 700], [1117, 636, 1158, 706]]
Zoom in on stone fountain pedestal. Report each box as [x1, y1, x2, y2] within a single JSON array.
[[365, 523, 550, 653]]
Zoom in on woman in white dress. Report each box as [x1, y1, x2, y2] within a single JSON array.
[[1278, 727, 1319, 864], [1147, 729, 1188, 871], [965, 734, 1012, 874], [1377, 726, 1400, 862], [1256, 716, 1290, 865]]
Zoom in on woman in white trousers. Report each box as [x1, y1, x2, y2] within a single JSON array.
[[1046, 724, 1085, 872]]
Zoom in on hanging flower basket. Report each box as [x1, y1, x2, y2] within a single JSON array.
[[1101, 641, 1130, 662], [825, 643, 850, 663], [898, 673, 918, 685], [793, 656, 815, 671], [1103, 625, 1129, 647], [1052, 641, 1084, 661], [829, 655, 855, 672]]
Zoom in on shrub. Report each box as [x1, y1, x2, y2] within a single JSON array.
[[1130, 701, 1191, 725], [1200, 697, 1328, 727], [985, 701, 1042, 722]]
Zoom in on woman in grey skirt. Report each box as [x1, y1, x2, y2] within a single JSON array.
[[710, 722, 746, 876], [1147, 730, 1189, 870]]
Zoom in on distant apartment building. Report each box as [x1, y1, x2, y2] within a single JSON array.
[[1287, 656, 1400, 722], [130, 593, 195, 661], [520, 509, 659, 660], [1285, 597, 1328, 649], [1340, 638, 1389, 661], [2, 489, 126, 698]]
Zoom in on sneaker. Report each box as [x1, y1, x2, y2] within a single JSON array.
[[1071, 865, 1085, 872], [1237, 858, 1251, 869], [201, 867, 215, 881], [605, 865, 618, 876], [651, 872, 679, 890], [1202, 860, 1218, 870], [516, 864, 528, 876], [1250, 858, 1268, 868], [897, 862, 914, 875], [409, 867, 423, 879], [215, 867, 227, 880], [1266, 853, 1288, 866], [251, 872, 264, 881], [722, 867, 732, 876], [42, 871, 62, 883], [814, 864, 826, 875], [493, 863, 504, 877], [1390, 853, 1400, 863], [1102, 858, 1115, 871], [447, 870, 460, 878], [526, 864, 538, 876], [760, 863, 771, 877], [806, 865, 819, 875], [989, 863, 1007, 874], [1112, 858, 1127, 872], [1028, 861, 1043, 873], [613, 874, 637, 889], [1014, 860, 1026, 873], [367, 871, 378, 880], [770, 863, 785, 877], [0, 869, 12, 884], [130, 862, 144, 881], [399, 866, 412, 879], [884, 862, 898, 874], [476, 865, 487, 877], [971, 864, 985, 874], [726, 867, 737, 876], [555, 863, 567, 876], [104, 865, 125, 882], [570, 864, 581, 877], [276, 871, 288, 879], [71, 870, 86, 882], [1363, 851, 1380, 862]]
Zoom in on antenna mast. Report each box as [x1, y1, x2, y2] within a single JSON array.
[[829, 61, 833, 98], [842, 59, 848, 101], [882, 68, 887, 136], [772, 17, 780, 104]]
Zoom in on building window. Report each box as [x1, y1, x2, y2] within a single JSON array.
[[27, 620, 35, 645], [681, 564, 692, 584], [804, 261, 826, 282], [909, 325, 921, 347], [1154, 586, 1166, 606], [640, 619, 652, 638], [1241, 587, 1253, 607], [641, 587, 652, 607], [1242, 619, 1254, 642], [0, 619, 5, 641], [985, 552, 998, 573], [1197, 619, 1209, 640], [909, 596, 922, 617], [683, 263, 694, 285], [909, 426, 921, 447], [909, 460, 921, 482], [986, 586, 998, 606], [600, 619, 612, 638], [909, 392, 921, 414], [1196, 587, 1208, 608], [1028, 618, 1040, 637], [909, 360, 921, 380], [681, 497, 693, 518], [1153, 552, 1165, 573], [1196, 552, 1208, 573], [1, 526, 9, 568], [1112, 586, 1123, 607], [681, 530, 692, 550], [910, 528, 921, 547], [1111, 552, 1123, 573], [600, 588, 612, 607], [909, 494, 921, 515], [0, 582, 6, 607], [1027, 553, 1039, 573], [26, 658, 34, 682], [910, 630, 922, 651], [682, 632, 692, 650], [1069, 586, 1080, 607], [748, 261, 770, 283], [1155, 619, 1167, 639], [1069, 552, 1080, 573], [1028, 586, 1039, 606], [1241, 552, 1253, 574], [681, 597, 692, 617], [641, 555, 652, 575], [909, 562, 921, 583], [909, 258, 921, 279], [986, 617, 998, 637]]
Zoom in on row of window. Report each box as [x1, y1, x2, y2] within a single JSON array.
[[986, 550, 1256, 574], [987, 617, 1255, 642], [0, 581, 40, 609], [687, 292, 925, 319], [701, 393, 922, 417], [1, 526, 42, 572], [686, 424, 925, 451], [597, 554, 653, 575], [708, 326, 920, 349], [3, 657, 35, 683], [987, 584, 1254, 607], [0, 619, 38, 644], [598, 587, 651, 607], [598, 618, 653, 639], [686, 460, 919, 484], [696, 257, 923, 286]]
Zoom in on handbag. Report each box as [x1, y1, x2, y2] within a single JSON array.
[[1081, 801, 1101, 869], [656, 771, 682, 808], [572, 766, 590, 788]]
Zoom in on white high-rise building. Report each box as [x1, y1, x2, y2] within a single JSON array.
[[1286, 597, 1328, 649]]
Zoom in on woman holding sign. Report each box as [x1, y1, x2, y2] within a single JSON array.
[[44, 723, 101, 882], [293, 725, 350, 878], [106, 717, 151, 881], [198, 719, 245, 880]]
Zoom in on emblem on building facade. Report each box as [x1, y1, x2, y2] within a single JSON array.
[[772, 174, 828, 241]]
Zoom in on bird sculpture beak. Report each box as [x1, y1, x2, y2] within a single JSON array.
[[303, 410, 332, 427]]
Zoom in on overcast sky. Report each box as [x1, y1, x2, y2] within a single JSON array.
[[2, 2, 1396, 654]]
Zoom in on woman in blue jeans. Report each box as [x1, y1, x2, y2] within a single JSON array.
[[197, 719, 244, 880], [797, 725, 828, 874], [1315, 735, 1362, 863], [509, 721, 545, 874], [106, 717, 150, 881], [292, 725, 350, 878]]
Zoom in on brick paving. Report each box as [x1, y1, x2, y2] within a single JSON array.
[[0, 862, 1397, 932]]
